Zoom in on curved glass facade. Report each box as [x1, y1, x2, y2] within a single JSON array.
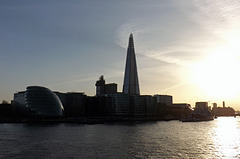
[[25, 86, 64, 116]]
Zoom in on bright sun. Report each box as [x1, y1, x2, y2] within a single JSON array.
[[191, 45, 240, 100]]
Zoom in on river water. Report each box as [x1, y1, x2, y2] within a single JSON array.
[[0, 117, 239, 159]]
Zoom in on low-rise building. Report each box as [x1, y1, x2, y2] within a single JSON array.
[[170, 103, 192, 119], [107, 93, 129, 116], [195, 102, 209, 113], [13, 91, 26, 107], [153, 95, 173, 106], [64, 92, 87, 117], [95, 75, 117, 96]]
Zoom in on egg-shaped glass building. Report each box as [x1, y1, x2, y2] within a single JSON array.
[[25, 86, 64, 116]]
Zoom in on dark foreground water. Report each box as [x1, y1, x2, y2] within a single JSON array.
[[0, 117, 240, 159]]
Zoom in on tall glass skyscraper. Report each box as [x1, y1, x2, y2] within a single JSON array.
[[123, 33, 140, 95]]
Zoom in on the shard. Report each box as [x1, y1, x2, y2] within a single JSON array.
[[123, 33, 140, 95]]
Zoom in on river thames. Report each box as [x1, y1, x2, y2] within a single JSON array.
[[0, 117, 239, 159]]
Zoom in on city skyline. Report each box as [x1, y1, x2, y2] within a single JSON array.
[[1, 1, 240, 109]]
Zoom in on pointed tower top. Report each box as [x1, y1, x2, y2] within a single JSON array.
[[129, 33, 133, 38]]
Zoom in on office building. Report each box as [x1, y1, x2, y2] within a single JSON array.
[[105, 83, 117, 94], [123, 33, 140, 95], [106, 93, 129, 116], [170, 103, 192, 119], [144, 95, 157, 116], [212, 103, 217, 109], [154, 95, 173, 106], [95, 75, 105, 95], [13, 91, 26, 107], [95, 75, 117, 96], [64, 92, 87, 117], [25, 86, 64, 116], [195, 102, 209, 113]]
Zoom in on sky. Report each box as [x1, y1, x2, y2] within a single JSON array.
[[1, 0, 240, 109]]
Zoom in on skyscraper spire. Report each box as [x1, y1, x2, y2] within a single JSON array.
[[123, 33, 140, 95]]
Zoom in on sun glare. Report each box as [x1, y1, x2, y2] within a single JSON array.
[[213, 117, 240, 158], [191, 45, 240, 100]]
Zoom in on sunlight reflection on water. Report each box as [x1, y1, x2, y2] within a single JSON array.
[[0, 117, 240, 158], [212, 117, 240, 158]]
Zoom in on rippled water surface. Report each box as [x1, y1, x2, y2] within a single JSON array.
[[1, 117, 240, 158]]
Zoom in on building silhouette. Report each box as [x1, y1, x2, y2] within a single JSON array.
[[211, 101, 235, 116], [153, 95, 173, 106], [95, 75, 117, 96], [25, 86, 64, 116], [13, 86, 64, 116], [123, 33, 140, 95]]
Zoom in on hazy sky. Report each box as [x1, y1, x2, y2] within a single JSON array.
[[2, 0, 240, 109]]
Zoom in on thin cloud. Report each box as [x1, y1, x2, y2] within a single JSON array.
[[139, 46, 206, 67], [184, 0, 240, 41], [115, 20, 145, 48], [161, 82, 185, 93], [115, 20, 165, 49], [49, 74, 99, 87]]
